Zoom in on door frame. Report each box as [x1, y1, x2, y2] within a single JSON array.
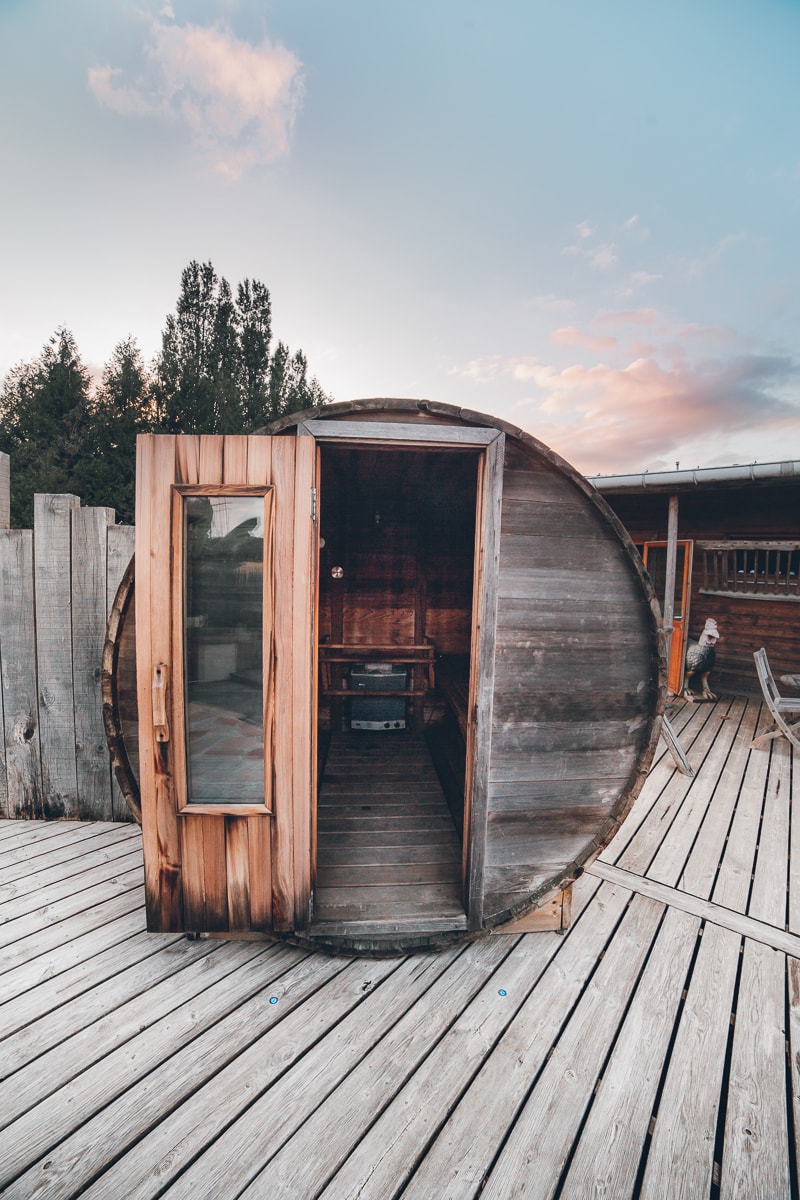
[[642, 539, 694, 693], [299, 420, 504, 929]]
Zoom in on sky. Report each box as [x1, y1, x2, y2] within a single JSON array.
[[1, 0, 800, 474]]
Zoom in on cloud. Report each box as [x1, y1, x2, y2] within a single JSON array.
[[592, 309, 658, 329], [684, 233, 747, 279], [89, 16, 304, 179], [451, 355, 540, 384], [564, 240, 619, 269], [550, 326, 618, 354], [514, 352, 800, 473], [589, 244, 618, 269], [627, 270, 662, 289], [531, 293, 575, 313], [576, 221, 594, 239], [453, 338, 800, 474]]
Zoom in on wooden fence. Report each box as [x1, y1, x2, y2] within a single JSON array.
[[0, 453, 135, 820]]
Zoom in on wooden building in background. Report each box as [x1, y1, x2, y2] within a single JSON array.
[[591, 460, 800, 697], [107, 400, 663, 955]]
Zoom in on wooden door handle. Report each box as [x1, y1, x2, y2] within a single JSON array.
[[152, 663, 170, 743]]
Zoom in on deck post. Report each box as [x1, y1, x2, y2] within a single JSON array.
[[663, 493, 679, 664]]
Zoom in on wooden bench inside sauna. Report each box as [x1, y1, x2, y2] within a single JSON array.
[[104, 399, 665, 955]]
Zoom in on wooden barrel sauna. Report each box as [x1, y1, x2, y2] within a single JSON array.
[[104, 399, 665, 955]]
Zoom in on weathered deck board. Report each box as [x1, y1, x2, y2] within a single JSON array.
[[480, 893, 666, 1200], [71, 957, 382, 1200], [0, 905, 145, 989], [319, 931, 565, 1200], [560, 905, 700, 1199], [677, 698, 761, 900], [0, 694, 795, 1199], [0, 943, 280, 1182], [639, 922, 742, 1200], [645, 699, 747, 886], [597, 698, 718, 864], [749, 736, 791, 928], [0, 928, 183, 1051], [401, 882, 637, 1199], [0, 834, 141, 909], [0, 883, 146, 974], [234, 941, 517, 1198], [720, 939, 790, 1199], [155, 948, 471, 1200], [0, 822, 138, 886]]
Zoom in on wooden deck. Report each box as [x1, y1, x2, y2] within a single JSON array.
[[0, 694, 797, 1199]]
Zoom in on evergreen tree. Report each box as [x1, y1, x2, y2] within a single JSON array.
[[0, 262, 331, 525], [267, 342, 329, 421], [153, 260, 330, 432], [153, 260, 224, 432], [237, 278, 273, 427], [88, 337, 153, 524], [0, 329, 94, 527]]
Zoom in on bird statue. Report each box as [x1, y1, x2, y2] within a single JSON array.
[[682, 618, 720, 701]]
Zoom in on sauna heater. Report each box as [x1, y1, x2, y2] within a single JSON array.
[[349, 663, 407, 730]]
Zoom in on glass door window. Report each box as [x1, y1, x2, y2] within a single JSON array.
[[183, 492, 272, 805]]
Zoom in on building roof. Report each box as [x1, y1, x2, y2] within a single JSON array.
[[589, 458, 800, 494]]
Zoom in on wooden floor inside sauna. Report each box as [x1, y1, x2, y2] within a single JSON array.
[[312, 731, 466, 932]]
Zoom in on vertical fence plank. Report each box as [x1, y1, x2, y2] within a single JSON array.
[[0, 453, 11, 812], [72, 505, 116, 818], [0, 530, 44, 816], [0, 589, 6, 816], [107, 524, 136, 820], [0, 451, 9, 531], [34, 493, 80, 816]]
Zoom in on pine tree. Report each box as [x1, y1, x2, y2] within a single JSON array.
[[153, 260, 330, 432], [237, 278, 273, 428], [0, 263, 331, 525], [0, 329, 94, 527], [88, 337, 153, 524]]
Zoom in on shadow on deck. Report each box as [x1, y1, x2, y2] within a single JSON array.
[[0, 693, 796, 1198]]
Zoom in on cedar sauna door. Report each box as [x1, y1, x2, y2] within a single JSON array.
[[135, 434, 316, 935]]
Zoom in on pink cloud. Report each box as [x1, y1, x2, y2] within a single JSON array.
[[89, 17, 304, 179], [591, 309, 659, 329], [514, 353, 800, 473], [453, 305, 800, 475], [550, 326, 618, 354]]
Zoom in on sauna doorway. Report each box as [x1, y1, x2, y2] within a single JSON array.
[[312, 439, 483, 933]]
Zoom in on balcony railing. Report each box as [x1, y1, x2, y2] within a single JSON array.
[[699, 540, 800, 601]]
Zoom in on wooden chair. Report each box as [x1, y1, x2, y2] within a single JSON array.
[[751, 648, 800, 751]]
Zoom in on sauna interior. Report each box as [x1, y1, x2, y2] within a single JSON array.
[[314, 442, 480, 928]]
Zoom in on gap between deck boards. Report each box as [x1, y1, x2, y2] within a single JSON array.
[[587, 859, 800, 957]]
